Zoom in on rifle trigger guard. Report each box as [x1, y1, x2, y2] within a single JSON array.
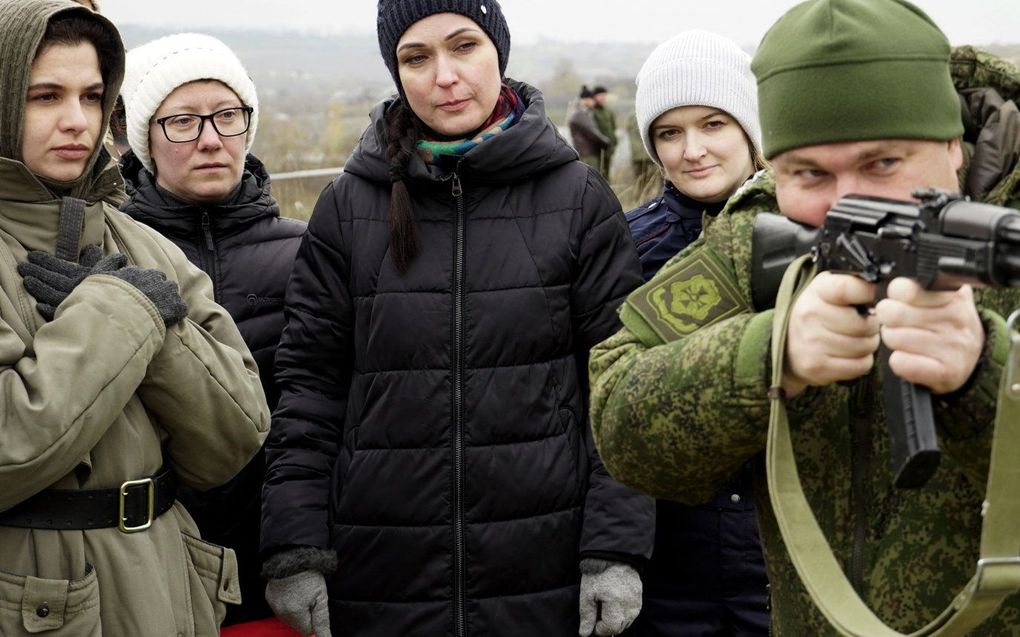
[[1006, 309, 1020, 399]]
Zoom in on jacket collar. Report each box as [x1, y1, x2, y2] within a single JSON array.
[[0, 157, 111, 254], [119, 151, 280, 237]]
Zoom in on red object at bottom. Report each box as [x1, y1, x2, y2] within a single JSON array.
[[221, 617, 305, 637]]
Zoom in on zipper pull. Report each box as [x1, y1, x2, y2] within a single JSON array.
[[200, 212, 215, 250], [451, 173, 462, 198]]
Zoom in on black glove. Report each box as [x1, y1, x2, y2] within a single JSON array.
[[18, 245, 127, 320], [107, 266, 189, 327]]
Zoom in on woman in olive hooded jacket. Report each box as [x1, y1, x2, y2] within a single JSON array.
[[0, 2, 270, 635]]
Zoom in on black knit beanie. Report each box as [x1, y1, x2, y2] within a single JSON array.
[[377, 0, 511, 86]]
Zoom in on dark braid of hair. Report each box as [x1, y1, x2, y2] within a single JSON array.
[[385, 100, 419, 274]]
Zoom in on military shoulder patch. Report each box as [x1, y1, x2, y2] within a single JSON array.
[[624, 245, 749, 344]]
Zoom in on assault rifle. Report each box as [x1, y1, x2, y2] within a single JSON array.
[[751, 188, 1020, 489]]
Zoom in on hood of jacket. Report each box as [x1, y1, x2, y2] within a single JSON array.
[[344, 79, 578, 187], [0, 0, 125, 200], [119, 151, 281, 237], [951, 46, 1020, 206]]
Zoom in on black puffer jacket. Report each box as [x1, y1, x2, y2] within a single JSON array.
[[121, 152, 305, 625], [262, 80, 655, 636]]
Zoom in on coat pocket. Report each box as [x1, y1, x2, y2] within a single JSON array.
[[0, 563, 100, 635], [181, 533, 241, 630]]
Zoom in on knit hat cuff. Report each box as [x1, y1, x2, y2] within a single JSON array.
[[759, 58, 963, 158], [124, 39, 259, 173], [637, 60, 762, 166]]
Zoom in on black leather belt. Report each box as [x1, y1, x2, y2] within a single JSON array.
[[0, 467, 177, 533]]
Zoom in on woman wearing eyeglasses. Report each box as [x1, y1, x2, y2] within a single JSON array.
[[118, 32, 306, 629]]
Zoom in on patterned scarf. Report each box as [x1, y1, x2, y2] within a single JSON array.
[[416, 84, 525, 164]]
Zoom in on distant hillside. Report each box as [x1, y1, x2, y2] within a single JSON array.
[[117, 26, 658, 99], [116, 25, 1019, 112], [113, 26, 1020, 219]]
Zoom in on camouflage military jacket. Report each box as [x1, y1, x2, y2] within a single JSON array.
[[589, 49, 1020, 636]]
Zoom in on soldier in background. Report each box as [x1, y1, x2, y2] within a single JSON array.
[[568, 84, 612, 174], [592, 85, 617, 180], [625, 111, 659, 197]]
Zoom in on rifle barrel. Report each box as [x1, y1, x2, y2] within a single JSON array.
[[1000, 215, 1020, 244]]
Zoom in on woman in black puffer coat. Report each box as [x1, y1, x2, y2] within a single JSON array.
[[259, 2, 654, 636], [118, 32, 305, 627]]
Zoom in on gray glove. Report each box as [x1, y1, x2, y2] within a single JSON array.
[[106, 266, 188, 327], [18, 245, 127, 320], [578, 559, 643, 637], [265, 570, 332, 637]]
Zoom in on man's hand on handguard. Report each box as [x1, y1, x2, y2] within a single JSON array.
[[875, 277, 984, 395], [782, 272, 881, 398]]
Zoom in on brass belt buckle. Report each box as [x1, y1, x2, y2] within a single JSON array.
[[118, 477, 155, 533]]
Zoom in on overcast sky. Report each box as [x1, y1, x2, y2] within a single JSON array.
[[101, 0, 1019, 49]]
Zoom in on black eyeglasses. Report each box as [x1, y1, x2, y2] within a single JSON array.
[[153, 106, 253, 143]]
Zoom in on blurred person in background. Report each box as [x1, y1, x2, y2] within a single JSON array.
[[118, 32, 306, 629], [620, 30, 770, 637], [0, 1, 269, 634], [568, 84, 612, 174], [625, 111, 659, 199], [259, 1, 655, 635], [591, 85, 617, 180]]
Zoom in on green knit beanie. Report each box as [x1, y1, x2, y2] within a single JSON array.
[[751, 0, 963, 159]]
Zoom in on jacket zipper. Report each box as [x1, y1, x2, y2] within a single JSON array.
[[850, 381, 873, 594], [198, 211, 221, 303], [450, 171, 467, 637]]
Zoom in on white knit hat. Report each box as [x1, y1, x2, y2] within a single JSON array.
[[122, 33, 259, 173], [635, 30, 761, 167]]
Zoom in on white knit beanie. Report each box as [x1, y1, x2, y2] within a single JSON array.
[[122, 33, 259, 173], [635, 29, 761, 167]]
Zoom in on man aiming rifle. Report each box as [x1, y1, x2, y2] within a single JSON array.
[[588, 0, 1020, 634], [752, 189, 1020, 489]]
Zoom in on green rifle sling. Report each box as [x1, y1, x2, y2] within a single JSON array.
[[766, 256, 1020, 636]]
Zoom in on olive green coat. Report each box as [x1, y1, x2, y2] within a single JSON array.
[[0, 157, 270, 636], [590, 49, 1020, 636], [593, 105, 618, 176]]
